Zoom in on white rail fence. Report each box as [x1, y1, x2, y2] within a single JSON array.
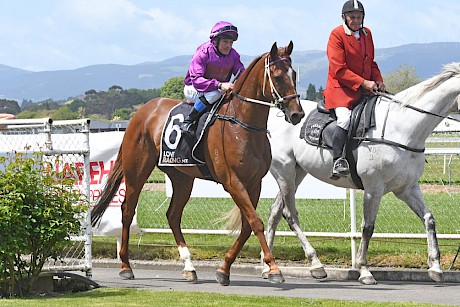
[[136, 134, 460, 269], [2, 121, 458, 271]]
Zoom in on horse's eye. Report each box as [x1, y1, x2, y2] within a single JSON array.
[[273, 70, 284, 79]]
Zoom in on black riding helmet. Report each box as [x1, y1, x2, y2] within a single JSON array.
[[342, 0, 365, 30], [342, 0, 365, 15]]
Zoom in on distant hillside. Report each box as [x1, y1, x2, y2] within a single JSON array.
[[0, 42, 459, 102]]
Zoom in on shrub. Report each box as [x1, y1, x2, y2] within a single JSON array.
[[0, 152, 88, 297]]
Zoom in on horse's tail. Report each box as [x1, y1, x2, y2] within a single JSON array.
[[215, 205, 242, 234], [91, 148, 124, 227]]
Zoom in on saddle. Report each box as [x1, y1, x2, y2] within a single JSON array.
[[300, 95, 379, 189]]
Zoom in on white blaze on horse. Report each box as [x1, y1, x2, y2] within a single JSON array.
[[264, 62, 460, 285]]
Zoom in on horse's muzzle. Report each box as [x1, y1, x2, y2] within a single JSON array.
[[287, 110, 305, 125]]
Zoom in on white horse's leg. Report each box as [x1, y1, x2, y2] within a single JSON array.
[[283, 165, 326, 278], [264, 164, 326, 279], [282, 200, 327, 278], [356, 190, 382, 285], [262, 192, 285, 278], [394, 185, 443, 282]]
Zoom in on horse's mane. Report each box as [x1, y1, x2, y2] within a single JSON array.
[[232, 54, 265, 93], [402, 62, 460, 105]]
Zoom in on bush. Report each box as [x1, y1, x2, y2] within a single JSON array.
[[0, 152, 88, 297]]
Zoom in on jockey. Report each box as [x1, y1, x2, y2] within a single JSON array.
[[181, 21, 245, 136], [323, 0, 385, 178]]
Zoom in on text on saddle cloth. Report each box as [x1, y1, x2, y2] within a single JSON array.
[[159, 102, 212, 166]]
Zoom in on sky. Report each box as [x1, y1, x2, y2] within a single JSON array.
[[1, 0, 459, 72]]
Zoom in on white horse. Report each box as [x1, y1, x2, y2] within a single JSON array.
[[264, 62, 460, 285]]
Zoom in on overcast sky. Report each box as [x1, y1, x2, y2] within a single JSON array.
[[1, 0, 459, 72]]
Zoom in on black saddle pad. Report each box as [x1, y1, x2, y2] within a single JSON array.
[[159, 103, 211, 166], [300, 96, 378, 150]]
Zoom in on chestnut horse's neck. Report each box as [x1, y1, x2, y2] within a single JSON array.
[[221, 53, 273, 130]]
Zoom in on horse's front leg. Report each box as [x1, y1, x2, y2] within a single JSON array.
[[166, 173, 197, 281], [220, 184, 284, 285], [356, 191, 381, 285], [282, 201, 327, 279], [280, 166, 326, 279], [394, 186, 443, 282], [216, 217, 253, 286], [262, 192, 285, 279]]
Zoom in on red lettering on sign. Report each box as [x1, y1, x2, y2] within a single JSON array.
[[89, 161, 100, 185], [90, 187, 125, 205]]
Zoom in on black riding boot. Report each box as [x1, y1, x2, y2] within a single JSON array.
[[180, 107, 205, 136], [331, 126, 350, 178]]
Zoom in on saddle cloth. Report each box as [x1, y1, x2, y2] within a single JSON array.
[[159, 102, 214, 167]]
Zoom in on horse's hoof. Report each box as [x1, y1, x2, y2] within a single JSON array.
[[182, 270, 198, 282], [358, 275, 377, 285], [261, 271, 269, 279], [119, 269, 135, 280], [310, 267, 327, 279], [268, 272, 285, 283], [216, 271, 230, 286], [428, 269, 443, 283]]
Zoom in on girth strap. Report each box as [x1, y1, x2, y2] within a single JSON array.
[[356, 137, 425, 153], [216, 114, 269, 133]]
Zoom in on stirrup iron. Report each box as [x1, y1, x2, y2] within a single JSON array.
[[332, 158, 350, 176]]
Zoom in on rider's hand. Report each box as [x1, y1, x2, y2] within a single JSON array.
[[361, 80, 378, 93], [219, 82, 234, 92], [376, 81, 386, 92]]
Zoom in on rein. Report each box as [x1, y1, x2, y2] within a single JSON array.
[[376, 91, 460, 123], [358, 92, 460, 153], [218, 54, 299, 132]]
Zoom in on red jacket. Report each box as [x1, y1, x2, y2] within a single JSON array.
[[323, 24, 383, 109]]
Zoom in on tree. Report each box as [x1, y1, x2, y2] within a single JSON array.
[[384, 65, 421, 94], [161, 77, 186, 99], [306, 83, 317, 101], [109, 85, 123, 92], [51, 105, 78, 120], [316, 86, 324, 102], [112, 107, 133, 120], [84, 89, 97, 96], [15, 110, 37, 119], [0, 99, 21, 115]]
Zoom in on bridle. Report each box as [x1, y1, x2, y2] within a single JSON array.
[[234, 55, 300, 109], [216, 53, 300, 133]]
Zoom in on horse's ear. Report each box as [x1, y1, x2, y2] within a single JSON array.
[[270, 42, 278, 57], [286, 40, 294, 56]]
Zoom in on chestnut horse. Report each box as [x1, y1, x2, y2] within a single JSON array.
[[91, 41, 304, 286]]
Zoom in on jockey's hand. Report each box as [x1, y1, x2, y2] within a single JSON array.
[[219, 82, 234, 92]]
